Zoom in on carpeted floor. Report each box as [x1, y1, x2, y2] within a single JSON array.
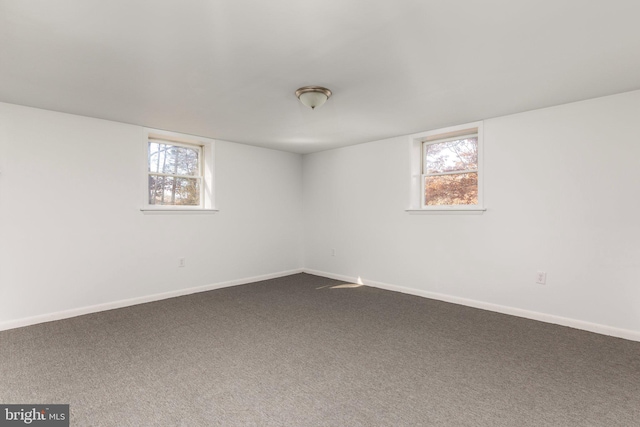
[[1, 273, 639, 426]]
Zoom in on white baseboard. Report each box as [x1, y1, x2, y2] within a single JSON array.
[[5, 267, 639, 343], [304, 268, 640, 342], [0, 268, 304, 332]]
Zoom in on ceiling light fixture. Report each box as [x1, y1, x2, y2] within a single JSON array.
[[295, 86, 332, 109]]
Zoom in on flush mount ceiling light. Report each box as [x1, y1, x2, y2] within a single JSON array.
[[295, 86, 332, 109]]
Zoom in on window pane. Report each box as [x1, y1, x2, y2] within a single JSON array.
[[148, 142, 200, 176], [425, 137, 478, 174], [425, 172, 477, 206], [148, 175, 201, 206]]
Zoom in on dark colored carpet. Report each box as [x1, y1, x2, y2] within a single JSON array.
[[1, 273, 639, 426]]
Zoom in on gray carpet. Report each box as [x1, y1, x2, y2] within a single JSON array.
[[1, 273, 639, 426]]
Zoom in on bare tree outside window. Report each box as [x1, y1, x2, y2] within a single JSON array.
[[148, 140, 202, 206], [423, 136, 478, 206]]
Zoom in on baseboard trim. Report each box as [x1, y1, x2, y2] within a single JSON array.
[[5, 268, 639, 342], [0, 268, 304, 332], [304, 269, 640, 342]]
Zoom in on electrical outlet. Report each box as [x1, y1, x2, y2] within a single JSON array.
[[331, 248, 336, 257], [536, 271, 546, 284], [178, 257, 186, 268]]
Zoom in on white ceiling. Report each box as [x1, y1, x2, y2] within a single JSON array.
[[2, 1, 640, 154]]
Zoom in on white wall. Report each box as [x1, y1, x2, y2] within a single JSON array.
[[2, 91, 640, 338], [0, 102, 303, 326], [303, 90, 640, 337]]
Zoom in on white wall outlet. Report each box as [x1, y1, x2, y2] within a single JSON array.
[[536, 271, 546, 284], [331, 248, 336, 257], [178, 257, 186, 268]]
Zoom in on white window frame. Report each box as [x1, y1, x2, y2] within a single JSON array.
[[141, 128, 217, 214], [407, 121, 485, 214]]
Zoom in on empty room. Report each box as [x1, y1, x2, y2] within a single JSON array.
[[1, 1, 639, 426]]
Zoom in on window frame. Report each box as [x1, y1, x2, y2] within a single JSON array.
[[141, 128, 217, 213], [407, 121, 485, 213]]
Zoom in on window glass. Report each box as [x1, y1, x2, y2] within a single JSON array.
[[148, 142, 200, 176], [148, 141, 202, 206], [424, 137, 478, 174], [424, 172, 478, 206]]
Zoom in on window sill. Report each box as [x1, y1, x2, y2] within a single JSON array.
[[140, 208, 219, 215], [405, 208, 486, 215]]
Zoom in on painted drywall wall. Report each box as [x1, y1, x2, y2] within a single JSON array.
[[0, 102, 303, 325], [2, 90, 640, 337], [302, 90, 640, 335]]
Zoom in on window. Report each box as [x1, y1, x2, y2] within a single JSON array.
[[142, 129, 216, 212], [148, 140, 202, 206], [408, 122, 484, 212], [423, 134, 478, 206]]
